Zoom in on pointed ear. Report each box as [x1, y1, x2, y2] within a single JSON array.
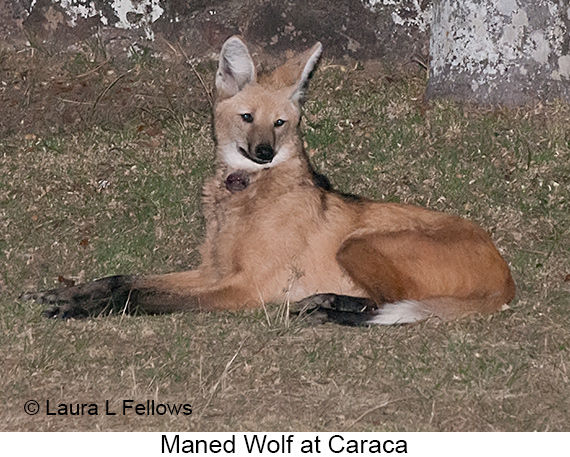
[[215, 36, 256, 100], [273, 42, 322, 102]]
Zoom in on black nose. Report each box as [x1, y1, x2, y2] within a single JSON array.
[[254, 144, 275, 163]]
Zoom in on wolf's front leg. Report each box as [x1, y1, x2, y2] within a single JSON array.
[[23, 271, 206, 319], [22, 275, 140, 319], [23, 270, 259, 318]]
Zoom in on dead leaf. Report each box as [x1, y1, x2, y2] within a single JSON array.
[[58, 276, 75, 287]]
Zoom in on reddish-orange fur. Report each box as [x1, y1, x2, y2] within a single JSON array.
[[26, 37, 515, 324]]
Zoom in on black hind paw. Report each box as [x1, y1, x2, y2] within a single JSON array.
[[292, 293, 378, 326], [295, 293, 376, 313]]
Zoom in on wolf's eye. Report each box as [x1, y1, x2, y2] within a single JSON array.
[[274, 119, 286, 127], [241, 113, 254, 123]]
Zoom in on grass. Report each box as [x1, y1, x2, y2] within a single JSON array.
[[1, 45, 569, 432]]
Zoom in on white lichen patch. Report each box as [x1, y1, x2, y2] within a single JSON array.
[[362, 0, 432, 33], [551, 55, 570, 80], [110, 0, 164, 30], [559, 55, 570, 78], [496, 0, 517, 16], [56, 0, 101, 26], [529, 31, 551, 65], [511, 8, 528, 28], [41, 0, 165, 39], [391, 11, 405, 26]]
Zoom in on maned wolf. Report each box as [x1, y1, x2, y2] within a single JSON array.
[[23, 36, 515, 325]]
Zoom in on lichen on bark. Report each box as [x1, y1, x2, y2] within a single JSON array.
[[427, 0, 570, 105]]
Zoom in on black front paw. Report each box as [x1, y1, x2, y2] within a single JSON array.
[[42, 303, 90, 320], [22, 275, 135, 319], [21, 288, 91, 319]]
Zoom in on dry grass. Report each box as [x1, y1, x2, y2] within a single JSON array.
[[1, 44, 569, 431]]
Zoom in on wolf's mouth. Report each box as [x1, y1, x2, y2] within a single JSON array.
[[238, 146, 274, 165]]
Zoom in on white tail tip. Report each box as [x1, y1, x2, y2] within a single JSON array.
[[365, 300, 431, 325]]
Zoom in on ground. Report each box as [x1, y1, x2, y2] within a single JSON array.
[[1, 43, 569, 431]]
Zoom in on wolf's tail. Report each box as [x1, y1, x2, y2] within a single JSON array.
[[316, 296, 508, 326]]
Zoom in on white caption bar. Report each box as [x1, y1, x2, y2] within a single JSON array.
[[4, 432, 569, 456]]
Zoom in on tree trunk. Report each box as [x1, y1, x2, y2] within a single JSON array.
[[426, 0, 570, 105]]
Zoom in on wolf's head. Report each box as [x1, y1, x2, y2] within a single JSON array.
[[213, 36, 322, 171]]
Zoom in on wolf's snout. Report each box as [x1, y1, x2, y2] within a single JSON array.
[[255, 144, 275, 163]]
